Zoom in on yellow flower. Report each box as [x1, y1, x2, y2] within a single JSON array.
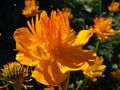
[[112, 69, 120, 80], [22, 0, 40, 18], [108, 2, 120, 12], [83, 57, 106, 82], [14, 10, 96, 86], [91, 17, 116, 40]]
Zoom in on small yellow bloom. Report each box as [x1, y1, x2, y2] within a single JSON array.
[[14, 10, 96, 86], [108, 2, 120, 12], [91, 17, 116, 40], [22, 0, 40, 18], [83, 57, 106, 82], [112, 69, 120, 80]]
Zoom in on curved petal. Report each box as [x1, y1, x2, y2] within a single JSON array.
[[57, 61, 89, 73], [83, 56, 106, 82], [16, 53, 39, 66], [73, 30, 93, 46], [13, 27, 35, 52], [28, 45, 50, 60], [32, 60, 68, 86], [57, 46, 96, 73]]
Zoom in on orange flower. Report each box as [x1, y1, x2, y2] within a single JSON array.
[[83, 57, 106, 82], [108, 2, 120, 12], [112, 69, 120, 80], [22, 0, 40, 18], [14, 10, 96, 86], [91, 17, 116, 40], [62, 7, 73, 18]]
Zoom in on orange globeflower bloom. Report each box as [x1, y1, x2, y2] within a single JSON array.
[[14, 10, 96, 86], [91, 17, 116, 40], [22, 0, 40, 18], [83, 57, 106, 82], [108, 2, 120, 12], [112, 69, 120, 80]]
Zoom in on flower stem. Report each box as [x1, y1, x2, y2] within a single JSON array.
[[65, 72, 70, 90], [0, 81, 9, 90], [99, 0, 102, 17], [76, 80, 83, 90], [112, 0, 115, 2], [95, 40, 100, 53], [13, 83, 22, 90], [80, 77, 88, 90]]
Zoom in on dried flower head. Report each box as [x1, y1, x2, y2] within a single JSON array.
[[1, 62, 27, 83], [0, 62, 32, 89]]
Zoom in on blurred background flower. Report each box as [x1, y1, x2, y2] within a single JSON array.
[[22, 0, 40, 18], [112, 69, 120, 80], [108, 2, 120, 12]]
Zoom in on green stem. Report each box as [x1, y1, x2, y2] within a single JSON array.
[[76, 80, 83, 90], [80, 77, 88, 90], [65, 72, 70, 90], [99, 0, 102, 17], [2, 81, 9, 90], [112, 0, 115, 2], [13, 83, 22, 90], [95, 40, 100, 53]]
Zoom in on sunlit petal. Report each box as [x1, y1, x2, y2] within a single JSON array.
[[16, 53, 39, 66], [32, 61, 68, 86], [73, 30, 93, 46]]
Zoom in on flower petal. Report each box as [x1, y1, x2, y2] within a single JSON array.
[[32, 60, 68, 86], [73, 30, 93, 46], [13, 27, 35, 52], [57, 61, 89, 73], [56, 46, 96, 73], [16, 53, 39, 66]]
